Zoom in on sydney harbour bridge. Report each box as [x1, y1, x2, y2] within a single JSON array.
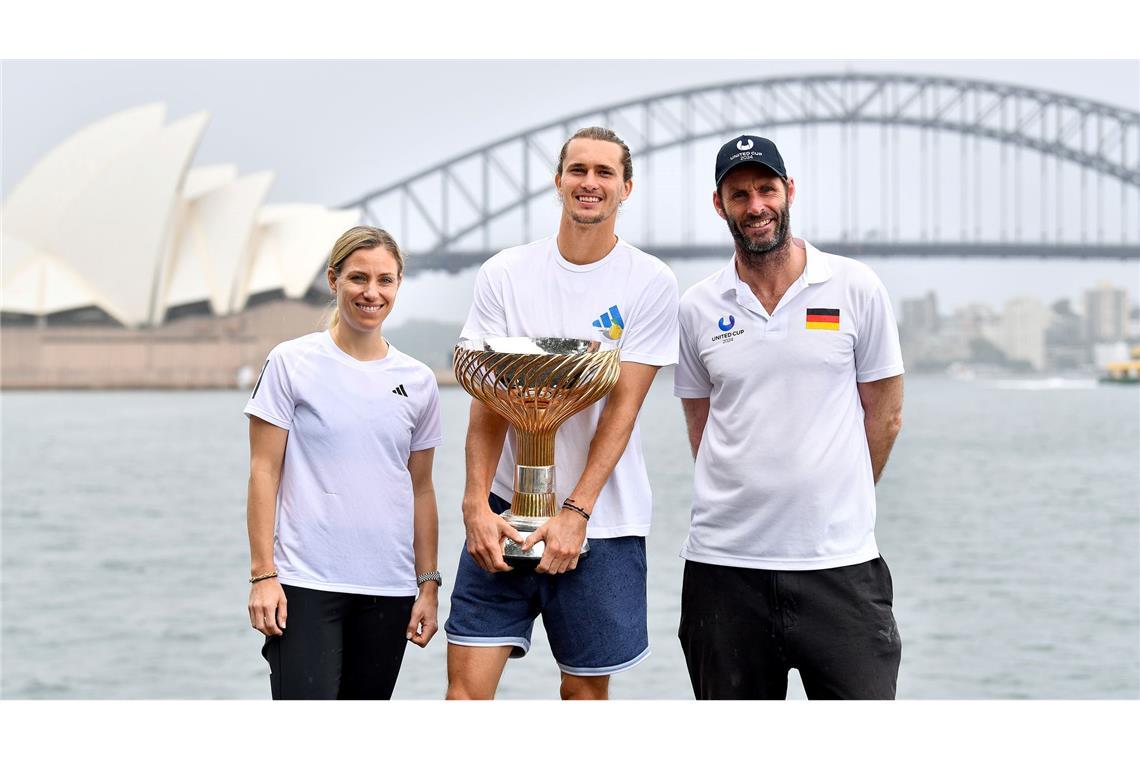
[[345, 72, 1140, 272]]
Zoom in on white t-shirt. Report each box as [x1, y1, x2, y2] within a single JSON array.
[[674, 241, 904, 570], [461, 235, 679, 538], [244, 331, 442, 595]]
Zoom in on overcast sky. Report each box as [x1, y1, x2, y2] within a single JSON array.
[[3, 59, 1138, 326]]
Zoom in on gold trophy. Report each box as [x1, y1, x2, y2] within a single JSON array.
[[453, 337, 621, 563]]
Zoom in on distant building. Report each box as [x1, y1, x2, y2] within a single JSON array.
[[902, 291, 940, 334], [1045, 299, 1088, 370], [945, 303, 1004, 364], [1083, 282, 1128, 343], [1000, 297, 1051, 370], [1093, 341, 1130, 370], [897, 291, 947, 368], [951, 302, 1000, 340]]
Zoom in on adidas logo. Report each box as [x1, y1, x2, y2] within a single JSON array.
[[392, 384, 408, 397], [592, 305, 625, 340]]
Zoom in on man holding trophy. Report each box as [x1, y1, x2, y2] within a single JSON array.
[[445, 127, 679, 700]]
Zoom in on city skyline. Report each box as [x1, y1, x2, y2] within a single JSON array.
[[897, 280, 1135, 372]]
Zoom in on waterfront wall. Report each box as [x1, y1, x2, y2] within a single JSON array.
[[1, 300, 457, 389]]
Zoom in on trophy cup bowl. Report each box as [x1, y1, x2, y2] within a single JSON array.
[[453, 337, 622, 565]]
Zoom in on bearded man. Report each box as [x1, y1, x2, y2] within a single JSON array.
[[673, 135, 906, 699]]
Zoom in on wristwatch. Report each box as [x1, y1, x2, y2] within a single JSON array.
[[416, 570, 443, 589]]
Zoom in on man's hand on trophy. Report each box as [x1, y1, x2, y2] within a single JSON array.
[[464, 508, 523, 573], [526, 510, 588, 575]]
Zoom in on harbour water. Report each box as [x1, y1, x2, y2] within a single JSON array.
[[1, 374, 1137, 699]]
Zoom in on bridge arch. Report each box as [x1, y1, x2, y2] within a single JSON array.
[[346, 72, 1140, 264]]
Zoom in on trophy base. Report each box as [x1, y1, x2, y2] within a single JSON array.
[[501, 510, 589, 566]]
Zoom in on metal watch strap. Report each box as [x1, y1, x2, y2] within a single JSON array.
[[416, 570, 442, 588]]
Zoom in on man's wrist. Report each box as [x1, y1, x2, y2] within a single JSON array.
[[560, 498, 590, 522], [564, 494, 595, 515], [463, 504, 498, 523], [461, 486, 492, 514]]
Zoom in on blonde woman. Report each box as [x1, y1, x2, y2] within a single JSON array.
[[244, 226, 442, 699]]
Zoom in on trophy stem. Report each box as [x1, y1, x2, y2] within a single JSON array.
[[512, 429, 556, 519]]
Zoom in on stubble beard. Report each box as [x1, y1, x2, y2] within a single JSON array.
[[567, 208, 607, 225], [729, 203, 791, 269], [562, 194, 620, 226]]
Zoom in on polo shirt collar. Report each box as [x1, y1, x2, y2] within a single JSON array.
[[715, 255, 739, 295], [716, 238, 833, 296], [802, 239, 833, 285]]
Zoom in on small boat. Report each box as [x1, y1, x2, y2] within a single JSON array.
[[1100, 347, 1140, 384], [1101, 360, 1140, 384]]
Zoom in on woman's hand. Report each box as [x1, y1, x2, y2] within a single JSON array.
[[405, 584, 439, 647], [248, 578, 288, 636]]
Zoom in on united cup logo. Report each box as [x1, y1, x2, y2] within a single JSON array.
[[737, 138, 754, 151]]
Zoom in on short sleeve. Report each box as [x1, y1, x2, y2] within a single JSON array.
[[673, 302, 713, 397], [854, 274, 905, 383], [410, 373, 443, 451], [460, 262, 507, 340], [243, 347, 294, 429], [620, 267, 680, 366]]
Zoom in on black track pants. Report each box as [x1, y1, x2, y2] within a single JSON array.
[[261, 584, 415, 699]]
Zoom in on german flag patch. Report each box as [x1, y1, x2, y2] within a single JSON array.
[[805, 308, 840, 330]]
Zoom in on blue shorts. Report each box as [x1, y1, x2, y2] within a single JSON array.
[[444, 493, 650, 676]]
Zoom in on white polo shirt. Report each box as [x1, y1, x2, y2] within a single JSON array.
[[244, 331, 443, 596], [674, 240, 904, 570], [461, 235, 679, 538]]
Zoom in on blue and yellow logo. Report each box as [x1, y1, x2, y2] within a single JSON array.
[[593, 305, 625, 340]]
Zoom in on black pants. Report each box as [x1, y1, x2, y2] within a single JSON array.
[[678, 558, 902, 699], [261, 584, 415, 700]]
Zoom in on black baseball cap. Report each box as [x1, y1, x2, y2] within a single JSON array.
[[714, 135, 787, 187]]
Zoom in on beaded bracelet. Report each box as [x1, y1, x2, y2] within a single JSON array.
[[249, 571, 278, 584], [561, 500, 590, 522]]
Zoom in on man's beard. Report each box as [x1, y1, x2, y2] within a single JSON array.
[[562, 194, 619, 226], [567, 208, 607, 225], [727, 204, 791, 265]]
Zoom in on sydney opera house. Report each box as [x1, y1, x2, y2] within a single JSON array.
[[2, 105, 360, 388]]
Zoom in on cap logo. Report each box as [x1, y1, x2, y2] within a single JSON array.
[[736, 138, 754, 151]]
